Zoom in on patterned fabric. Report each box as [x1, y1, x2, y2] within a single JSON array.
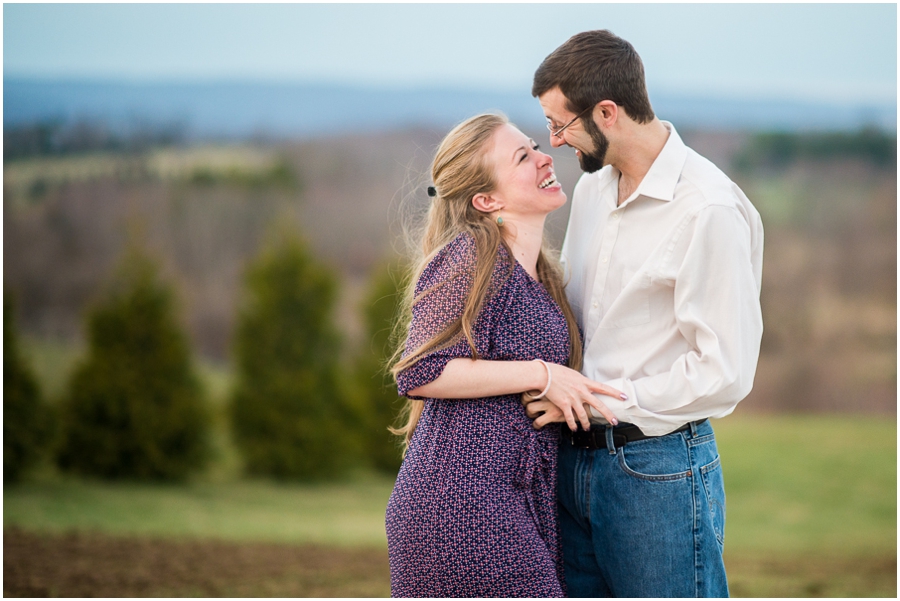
[[385, 232, 569, 598]]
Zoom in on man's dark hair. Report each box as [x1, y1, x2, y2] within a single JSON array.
[[532, 30, 655, 124]]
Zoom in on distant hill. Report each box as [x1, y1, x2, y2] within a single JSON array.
[[4, 78, 895, 140]]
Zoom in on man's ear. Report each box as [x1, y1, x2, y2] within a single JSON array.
[[592, 100, 618, 128], [472, 192, 502, 214]]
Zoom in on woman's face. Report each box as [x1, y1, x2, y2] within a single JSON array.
[[485, 124, 567, 219]]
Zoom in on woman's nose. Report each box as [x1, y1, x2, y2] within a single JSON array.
[[538, 150, 554, 167]]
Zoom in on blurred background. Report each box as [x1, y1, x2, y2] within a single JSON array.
[[3, 3, 896, 597]]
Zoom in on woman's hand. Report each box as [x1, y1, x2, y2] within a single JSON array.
[[523, 362, 625, 431]]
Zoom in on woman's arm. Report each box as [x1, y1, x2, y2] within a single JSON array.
[[408, 358, 626, 431]]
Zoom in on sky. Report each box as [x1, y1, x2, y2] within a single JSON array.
[[3, 3, 897, 107]]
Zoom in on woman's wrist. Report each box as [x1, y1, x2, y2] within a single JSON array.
[[529, 359, 552, 399]]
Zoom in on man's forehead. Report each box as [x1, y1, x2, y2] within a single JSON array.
[[538, 87, 570, 118]]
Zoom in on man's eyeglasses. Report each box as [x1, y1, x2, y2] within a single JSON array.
[[547, 105, 594, 138]]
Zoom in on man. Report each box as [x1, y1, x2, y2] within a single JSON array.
[[525, 30, 764, 597]]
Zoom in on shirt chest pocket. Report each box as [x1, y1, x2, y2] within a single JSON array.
[[600, 268, 651, 329]]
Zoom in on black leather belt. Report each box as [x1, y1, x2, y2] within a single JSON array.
[[562, 419, 708, 451]]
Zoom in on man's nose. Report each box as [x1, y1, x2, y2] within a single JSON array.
[[549, 134, 566, 149]]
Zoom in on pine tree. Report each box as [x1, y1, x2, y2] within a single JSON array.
[[56, 250, 210, 480], [4, 293, 54, 483], [353, 261, 406, 472], [230, 230, 360, 480]]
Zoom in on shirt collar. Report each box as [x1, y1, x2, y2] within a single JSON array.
[[629, 121, 687, 203], [590, 121, 688, 208]]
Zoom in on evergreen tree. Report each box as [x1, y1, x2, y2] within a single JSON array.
[[230, 230, 359, 480], [56, 250, 210, 480], [4, 292, 54, 483], [353, 262, 406, 472]]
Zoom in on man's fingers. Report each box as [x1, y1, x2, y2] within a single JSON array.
[[524, 400, 551, 418], [521, 392, 538, 407], [532, 413, 551, 430]]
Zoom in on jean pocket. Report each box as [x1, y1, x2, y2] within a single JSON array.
[[700, 455, 726, 551], [617, 434, 692, 482]]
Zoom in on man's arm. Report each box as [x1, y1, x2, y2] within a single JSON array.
[[528, 204, 763, 435], [609, 204, 763, 434]]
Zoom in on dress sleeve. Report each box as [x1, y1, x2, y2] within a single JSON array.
[[395, 234, 485, 399]]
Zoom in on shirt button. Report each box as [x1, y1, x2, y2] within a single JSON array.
[[612, 213, 619, 220], [592, 301, 599, 308], [602, 257, 608, 263]]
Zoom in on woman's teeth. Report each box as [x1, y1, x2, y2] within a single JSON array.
[[539, 174, 557, 189]]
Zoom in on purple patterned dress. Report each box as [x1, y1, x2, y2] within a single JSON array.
[[385, 232, 568, 598]]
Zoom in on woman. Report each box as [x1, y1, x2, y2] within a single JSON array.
[[385, 114, 624, 597]]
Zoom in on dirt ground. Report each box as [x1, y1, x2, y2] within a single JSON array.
[[4, 528, 895, 597], [725, 552, 897, 598], [3, 528, 391, 597]]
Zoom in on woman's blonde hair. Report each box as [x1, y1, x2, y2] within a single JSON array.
[[389, 113, 582, 452]]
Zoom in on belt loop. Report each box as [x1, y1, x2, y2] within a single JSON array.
[[689, 420, 698, 438], [604, 425, 616, 455]]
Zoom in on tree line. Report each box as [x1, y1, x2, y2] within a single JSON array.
[[4, 228, 406, 483]]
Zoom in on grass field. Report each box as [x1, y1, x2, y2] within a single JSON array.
[[4, 414, 896, 597], [714, 415, 896, 597], [7, 340, 898, 595]]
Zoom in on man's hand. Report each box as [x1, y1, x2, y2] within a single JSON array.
[[522, 398, 564, 430], [522, 397, 607, 430]]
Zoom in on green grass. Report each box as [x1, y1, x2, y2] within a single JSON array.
[[715, 414, 896, 556], [4, 414, 895, 596], [5, 415, 894, 555], [4, 473, 395, 548], [8, 336, 896, 594]]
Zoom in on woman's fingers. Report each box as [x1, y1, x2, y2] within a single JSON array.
[[536, 366, 628, 430], [585, 396, 618, 426], [562, 407, 579, 432], [587, 380, 628, 401], [572, 399, 592, 431]]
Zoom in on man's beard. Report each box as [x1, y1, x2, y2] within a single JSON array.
[[578, 117, 610, 174]]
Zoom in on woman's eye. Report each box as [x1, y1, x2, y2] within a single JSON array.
[[532, 144, 541, 151], [518, 153, 528, 164]]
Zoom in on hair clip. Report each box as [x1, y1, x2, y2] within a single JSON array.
[[426, 186, 437, 197]]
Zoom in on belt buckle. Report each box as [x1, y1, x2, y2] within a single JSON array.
[[568, 428, 596, 450], [575, 432, 594, 450]]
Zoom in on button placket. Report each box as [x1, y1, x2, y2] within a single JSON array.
[[585, 210, 621, 333]]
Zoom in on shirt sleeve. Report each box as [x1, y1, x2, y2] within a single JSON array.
[[395, 234, 483, 399], [608, 204, 764, 435]]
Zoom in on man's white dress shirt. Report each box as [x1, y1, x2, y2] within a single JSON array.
[[561, 122, 764, 436]]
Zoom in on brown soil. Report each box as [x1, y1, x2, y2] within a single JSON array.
[[3, 528, 390, 597], [5, 528, 895, 597], [725, 552, 897, 598]]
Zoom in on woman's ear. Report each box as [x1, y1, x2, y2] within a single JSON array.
[[472, 192, 502, 214]]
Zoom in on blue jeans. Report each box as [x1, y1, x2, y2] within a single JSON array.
[[557, 419, 728, 597]]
